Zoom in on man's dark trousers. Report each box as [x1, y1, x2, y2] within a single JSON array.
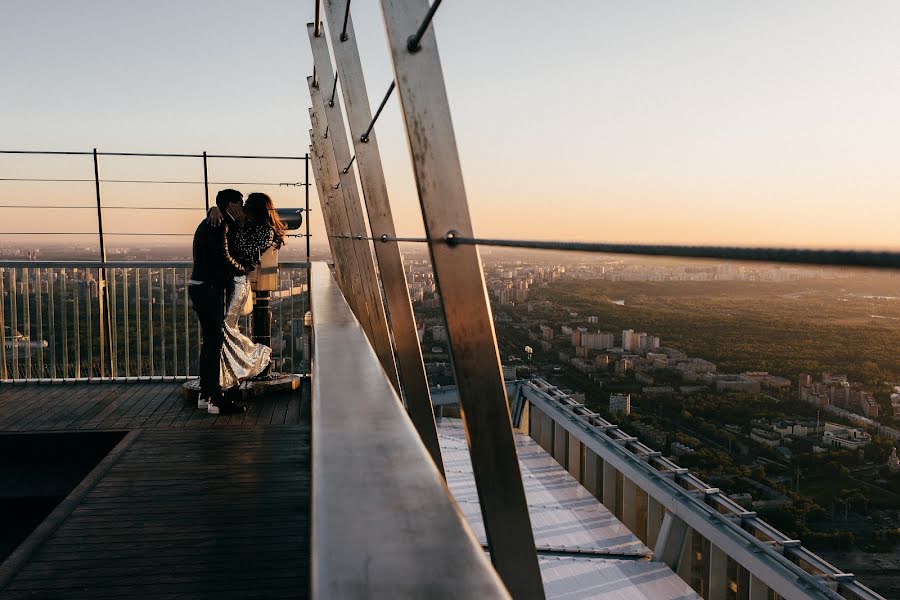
[[189, 283, 226, 396]]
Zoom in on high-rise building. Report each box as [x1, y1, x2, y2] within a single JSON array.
[[621, 329, 635, 351]]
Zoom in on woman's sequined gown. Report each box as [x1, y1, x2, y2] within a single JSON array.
[[219, 223, 277, 388]]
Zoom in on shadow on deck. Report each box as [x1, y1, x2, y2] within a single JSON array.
[[0, 382, 310, 599]]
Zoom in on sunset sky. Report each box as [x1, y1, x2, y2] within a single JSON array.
[[2, 1, 899, 251]]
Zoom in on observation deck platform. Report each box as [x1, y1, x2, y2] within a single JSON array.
[[0, 381, 697, 600], [0, 382, 310, 599]]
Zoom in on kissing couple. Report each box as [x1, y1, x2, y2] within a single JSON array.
[[188, 189, 286, 415]]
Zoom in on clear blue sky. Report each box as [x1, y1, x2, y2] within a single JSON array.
[[2, 1, 899, 249]]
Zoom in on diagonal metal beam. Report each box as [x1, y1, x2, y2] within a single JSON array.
[[309, 115, 361, 320], [309, 80, 400, 391], [308, 134, 352, 302], [307, 47, 400, 393], [316, 8, 443, 475], [377, 1, 544, 597]]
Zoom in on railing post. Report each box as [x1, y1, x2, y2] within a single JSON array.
[[306, 34, 401, 394], [93, 148, 111, 378], [317, 6, 443, 473], [10, 269, 19, 380], [377, 1, 544, 596], [202, 151, 210, 212], [0, 268, 7, 380]]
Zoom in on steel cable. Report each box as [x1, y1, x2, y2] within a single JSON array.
[[328, 234, 900, 269]]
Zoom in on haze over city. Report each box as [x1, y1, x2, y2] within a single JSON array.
[[3, 1, 900, 249]]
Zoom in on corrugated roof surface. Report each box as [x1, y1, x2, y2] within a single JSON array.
[[438, 418, 700, 599]]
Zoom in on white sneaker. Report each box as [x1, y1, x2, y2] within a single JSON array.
[[207, 402, 220, 415], [198, 394, 210, 410]]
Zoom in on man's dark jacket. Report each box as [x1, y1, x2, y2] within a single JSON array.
[[190, 218, 248, 288]]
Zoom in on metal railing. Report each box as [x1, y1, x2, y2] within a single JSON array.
[[308, 262, 508, 599], [521, 378, 885, 600], [0, 261, 309, 382]]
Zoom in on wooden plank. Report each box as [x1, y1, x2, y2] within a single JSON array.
[[7, 383, 97, 431], [27, 382, 101, 430], [45, 383, 133, 430], [4, 426, 310, 597], [0, 383, 75, 430]]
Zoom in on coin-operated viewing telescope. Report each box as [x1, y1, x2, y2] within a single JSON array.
[[249, 208, 305, 370]]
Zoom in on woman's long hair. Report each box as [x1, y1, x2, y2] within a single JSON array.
[[245, 192, 286, 248]]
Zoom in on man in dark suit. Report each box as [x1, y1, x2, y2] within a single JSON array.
[[188, 188, 249, 415]]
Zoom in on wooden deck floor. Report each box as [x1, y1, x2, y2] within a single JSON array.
[[0, 382, 310, 599]]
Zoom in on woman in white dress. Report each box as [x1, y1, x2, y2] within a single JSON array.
[[218, 193, 286, 389]]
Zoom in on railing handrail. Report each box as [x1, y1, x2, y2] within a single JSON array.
[[0, 260, 311, 269], [0, 149, 307, 160], [523, 378, 884, 600], [308, 261, 509, 598]]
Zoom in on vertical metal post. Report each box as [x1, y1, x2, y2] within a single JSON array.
[[109, 268, 119, 377], [148, 270, 154, 377], [377, 2, 543, 595], [183, 268, 190, 377], [160, 269, 166, 378], [316, 8, 443, 473], [93, 148, 110, 379], [22, 268, 32, 379], [9, 269, 19, 380], [123, 269, 130, 377], [306, 63, 400, 392], [86, 276, 94, 377], [72, 272, 81, 378], [35, 268, 44, 377], [135, 269, 142, 376], [59, 270, 68, 378], [203, 151, 210, 212], [0, 268, 7, 380], [171, 269, 177, 376], [47, 269, 56, 379]]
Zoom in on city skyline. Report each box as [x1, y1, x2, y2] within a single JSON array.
[[3, 1, 900, 250]]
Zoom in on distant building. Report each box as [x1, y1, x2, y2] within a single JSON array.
[[615, 358, 633, 378], [587, 316, 598, 324], [751, 428, 781, 447], [743, 372, 791, 390], [609, 393, 631, 416], [581, 331, 614, 350], [822, 422, 871, 450], [716, 374, 761, 394], [621, 329, 635, 352], [539, 325, 553, 341]]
